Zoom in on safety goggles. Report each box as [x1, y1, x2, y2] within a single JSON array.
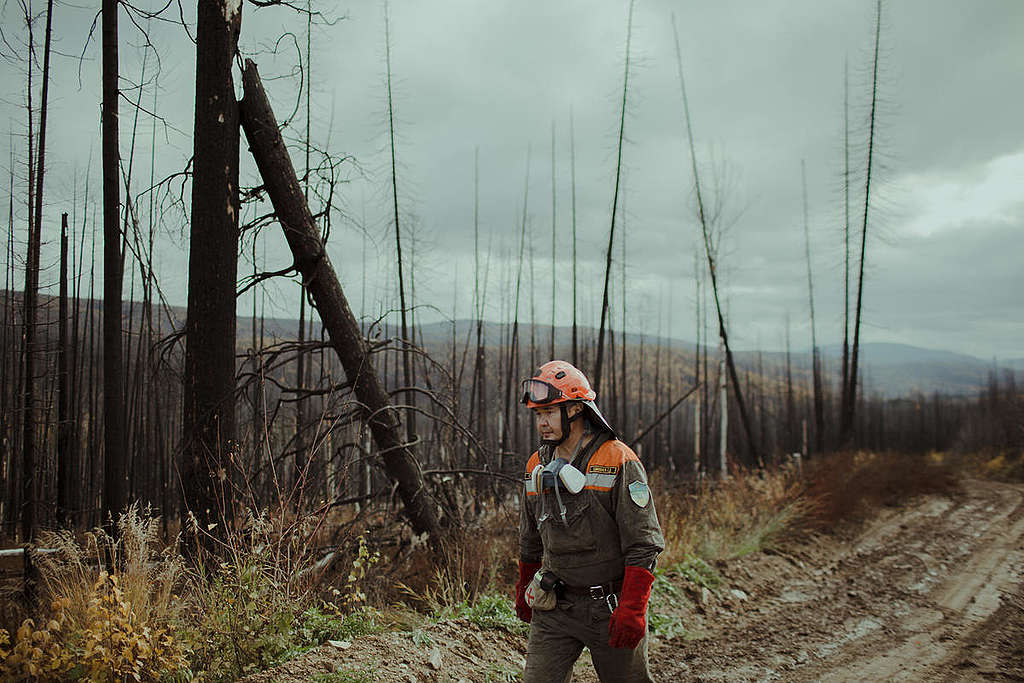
[[521, 379, 564, 405]]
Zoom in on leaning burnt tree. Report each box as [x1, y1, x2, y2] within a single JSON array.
[[181, 0, 242, 545], [672, 14, 761, 468], [238, 60, 441, 541]]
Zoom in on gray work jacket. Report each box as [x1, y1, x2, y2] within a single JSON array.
[[519, 433, 665, 587]]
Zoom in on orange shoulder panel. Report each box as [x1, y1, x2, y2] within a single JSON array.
[[586, 439, 639, 469], [525, 451, 540, 475]]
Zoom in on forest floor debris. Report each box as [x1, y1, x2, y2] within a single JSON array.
[[249, 476, 1024, 682]]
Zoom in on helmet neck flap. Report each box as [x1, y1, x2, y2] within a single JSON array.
[[540, 402, 583, 447]]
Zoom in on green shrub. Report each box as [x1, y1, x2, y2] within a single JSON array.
[[438, 593, 527, 635], [311, 668, 378, 683], [673, 556, 721, 591]]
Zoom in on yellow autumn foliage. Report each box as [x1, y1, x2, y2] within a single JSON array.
[[0, 574, 187, 682]]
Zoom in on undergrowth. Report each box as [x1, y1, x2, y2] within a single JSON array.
[[435, 592, 526, 635], [948, 449, 1024, 482], [1, 450, 965, 679], [0, 506, 387, 682], [655, 466, 810, 567], [800, 450, 959, 529]]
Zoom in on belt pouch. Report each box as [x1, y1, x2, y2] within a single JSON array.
[[524, 571, 559, 611]]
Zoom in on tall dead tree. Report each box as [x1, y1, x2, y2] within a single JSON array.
[[182, 0, 242, 544], [672, 14, 761, 467], [842, 0, 882, 445], [101, 0, 126, 529], [593, 0, 633, 394], [2, 157, 15, 532], [469, 148, 490, 445], [569, 107, 579, 367], [501, 149, 530, 460], [384, 5, 416, 446], [549, 121, 556, 359], [840, 60, 851, 430], [21, 0, 55, 540], [294, 0, 315, 494], [239, 60, 441, 540], [57, 212, 72, 526], [801, 161, 824, 456]]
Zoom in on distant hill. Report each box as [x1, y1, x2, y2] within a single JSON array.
[[416, 321, 1015, 398], [3, 291, 1014, 398], [737, 342, 1013, 398], [815, 343, 1015, 397]]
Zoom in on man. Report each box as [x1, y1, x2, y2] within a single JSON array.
[[515, 360, 664, 682]]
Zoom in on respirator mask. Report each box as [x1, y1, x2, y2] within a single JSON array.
[[531, 457, 586, 525]]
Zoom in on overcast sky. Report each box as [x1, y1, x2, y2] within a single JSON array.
[[2, 0, 1022, 361]]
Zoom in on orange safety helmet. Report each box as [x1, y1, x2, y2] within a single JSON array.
[[521, 360, 615, 440], [521, 360, 596, 409]]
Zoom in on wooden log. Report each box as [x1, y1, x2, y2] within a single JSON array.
[[238, 60, 441, 540]]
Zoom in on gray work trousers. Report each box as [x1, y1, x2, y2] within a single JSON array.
[[523, 595, 654, 683]]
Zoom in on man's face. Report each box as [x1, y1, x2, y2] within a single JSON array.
[[533, 403, 580, 441], [534, 405, 562, 441]]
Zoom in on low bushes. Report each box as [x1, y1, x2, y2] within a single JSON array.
[[1, 450, 965, 680]]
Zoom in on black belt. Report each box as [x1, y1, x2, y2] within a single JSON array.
[[561, 578, 622, 600]]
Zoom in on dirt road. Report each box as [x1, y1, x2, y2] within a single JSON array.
[[251, 478, 1024, 681], [652, 478, 1024, 681]]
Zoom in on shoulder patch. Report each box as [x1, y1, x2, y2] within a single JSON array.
[[628, 480, 650, 508]]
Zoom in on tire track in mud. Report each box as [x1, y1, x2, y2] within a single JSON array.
[[811, 480, 1024, 682], [652, 479, 1024, 682]]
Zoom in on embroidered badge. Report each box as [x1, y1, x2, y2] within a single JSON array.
[[628, 480, 650, 508], [588, 464, 617, 475]]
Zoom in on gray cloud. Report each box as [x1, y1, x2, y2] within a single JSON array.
[[2, 0, 1022, 363]]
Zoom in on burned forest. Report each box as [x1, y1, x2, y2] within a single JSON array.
[[1, 0, 1022, 681]]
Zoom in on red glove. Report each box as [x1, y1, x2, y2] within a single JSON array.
[[514, 560, 542, 623], [608, 565, 655, 649]]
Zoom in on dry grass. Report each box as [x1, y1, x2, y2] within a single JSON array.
[[1, 451, 966, 680], [34, 504, 185, 634], [1, 505, 188, 681], [655, 450, 961, 568], [946, 449, 1024, 482], [800, 451, 960, 530], [655, 467, 811, 567]]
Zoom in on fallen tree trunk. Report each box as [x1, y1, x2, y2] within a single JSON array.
[[238, 59, 441, 540]]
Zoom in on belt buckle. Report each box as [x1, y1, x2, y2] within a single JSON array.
[[588, 584, 605, 600]]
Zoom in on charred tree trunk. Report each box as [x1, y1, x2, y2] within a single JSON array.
[[239, 60, 441, 540], [549, 121, 556, 360], [101, 0, 126, 529], [840, 60, 851, 434], [801, 161, 824, 456], [2, 162, 14, 533], [502, 149, 529, 461], [20, 0, 54, 539], [182, 0, 242, 547], [470, 148, 486, 442], [57, 212, 72, 526], [569, 108, 579, 368], [593, 0, 633, 393], [383, 6, 416, 446], [842, 0, 882, 445], [672, 14, 761, 467], [785, 317, 795, 454]]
